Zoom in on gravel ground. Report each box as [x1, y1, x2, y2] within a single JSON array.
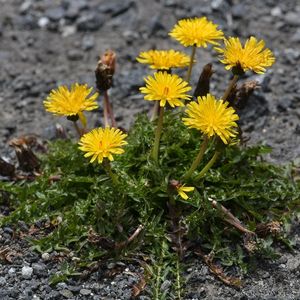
[[1, 0, 300, 299]]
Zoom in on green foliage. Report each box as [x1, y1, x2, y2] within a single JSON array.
[[0, 112, 299, 296]]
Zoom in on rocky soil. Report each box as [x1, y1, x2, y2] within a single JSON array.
[[0, 0, 300, 299]]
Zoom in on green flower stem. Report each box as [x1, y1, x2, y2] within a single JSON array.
[[183, 135, 209, 180], [102, 159, 119, 186], [103, 91, 110, 127], [194, 150, 221, 181], [169, 195, 176, 206], [73, 121, 82, 138], [186, 44, 196, 84], [222, 74, 239, 101], [152, 106, 164, 163], [104, 90, 117, 128], [150, 101, 160, 121]]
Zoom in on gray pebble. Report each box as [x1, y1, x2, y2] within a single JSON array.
[[286, 257, 300, 271], [46, 7, 65, 22], [0, 277, 6, 286], [270, 6, 282, 17], [284, 12, 300, 26], [67, 49, 83, 61], [22, 266, 33, 279], [76, 13, 104, 31], [41, 253, 50, 261], [81, 35, 95, 51], [57, 282, 68, 290], [59, 289, 74, 298], [291, 29, 300, 43], [80, 288, 92, 295], [38, 17, 49, 28]]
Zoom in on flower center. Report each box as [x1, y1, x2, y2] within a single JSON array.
[[162, 86, 170, 97]]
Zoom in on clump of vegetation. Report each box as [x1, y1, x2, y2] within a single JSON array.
[[0, 16, 299, 298]]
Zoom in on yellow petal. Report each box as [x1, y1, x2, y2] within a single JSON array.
[[178, 190, 189, 200]]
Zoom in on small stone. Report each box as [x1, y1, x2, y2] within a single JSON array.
[[25, 252, 39, 263], [46, 7, 65, 22], [122, 30, 139, 44], [0, 277, 6, 286], [163, 0, 177, 7], [24, 286, 33, 297], [80, 288, 92, 295], [283, 48, 300, 64], [148, 14, 165, 35], [77, 13, 104, 31], [60, 289, 73, 298], [286, 257, 300, 271], [47, 291, 60, 299], [38, 17, 50, 28], [232, 4, 246, 18], [8, 267, 16, 275], [68, 285, 81, 292], [262, 271, 270, 279], [42, 252, 50, 261], [81, 35, 95, 51], [291, 28, 300, 43], [107, 262, 116, 269], [57, 282, 68, 290], [67, 49, 83, 60], [8, 288, 18, 298], [284, 12, 300, 26], [270, 6, 282, 17], [19, 0, 32, 14], [61, 25, 76, 37], [32, 263, 48, 277], [3, 227, 13, 234], [65, 0, 88, 19], [22, 266, 33, 279], [98, 0, 133, 17], [211, 0, 223, 10]]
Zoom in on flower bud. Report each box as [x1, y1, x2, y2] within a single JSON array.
[[95, 50, 116, 91]]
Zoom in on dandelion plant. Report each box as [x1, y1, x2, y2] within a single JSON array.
[[1, 15, 298, 299]]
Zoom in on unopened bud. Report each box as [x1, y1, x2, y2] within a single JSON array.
[[193, 63, 213, 98], [95, 50, 116, 91], [101, 50, 116, 75]]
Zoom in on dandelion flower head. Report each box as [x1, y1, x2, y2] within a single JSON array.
[[169, 17, 224, 48], [216, 36, 275, 74], [44, 84, 99, 123], [78, 127, 127, 164], [136, 49, 191, 70], [140, 72, 191, 107], [183, 94, 239, 144]]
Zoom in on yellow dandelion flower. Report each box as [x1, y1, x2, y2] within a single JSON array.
[[140, 72, 191, 107], [136, 49, 191, 70], [177, 184, 195, 200], [78, 127, 127, 164], [44, 83, 99, 126], [216, 36, 275, 74], [169, 17, 224, 48], [183, 94, 239, 144]]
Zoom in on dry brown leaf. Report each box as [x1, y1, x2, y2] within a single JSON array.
[[194, 248, 242, 288], [132, 275, 147, 297]]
